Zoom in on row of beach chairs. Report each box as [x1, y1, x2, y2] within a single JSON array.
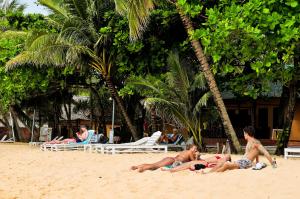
[[19, 129, 300, 158], [39, 131, 169, 154]]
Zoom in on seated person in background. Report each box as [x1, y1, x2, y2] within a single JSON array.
[[206, 126, 276, 173], [162, 154, 231, 172], [160, 128, 180, 144], [47, 125, 89, 144], [131, 144, 198, 172]]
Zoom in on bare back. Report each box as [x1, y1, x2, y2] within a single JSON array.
[[174, 150, 196, 162]]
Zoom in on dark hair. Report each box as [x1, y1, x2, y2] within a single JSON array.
[[79, 125, 87, 133], [186, 144, 197, 150], [80, 125, 87, 129], [243, 126, 255, 137]]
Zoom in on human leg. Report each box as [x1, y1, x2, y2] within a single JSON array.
[[215, 162, 239, 172], [132, 157, 176, 172]]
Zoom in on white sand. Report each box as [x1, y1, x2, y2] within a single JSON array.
[[0, 144, 300, 199]]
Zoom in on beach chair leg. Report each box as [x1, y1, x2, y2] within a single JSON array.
[[221, 145, 226, 154], [216, 142, 220, 153], [164, 147, 168, 153], [284, 149, 288, 160]]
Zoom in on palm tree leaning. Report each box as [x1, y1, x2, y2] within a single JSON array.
[[5, 0, 140, 140], [133, 52, 212, 150], [114, 0, 242, 152]]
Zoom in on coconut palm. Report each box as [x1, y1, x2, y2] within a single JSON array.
[[133, 52, 212, 149], [114, 0, 241, 151], [5, 0, 140, 140]]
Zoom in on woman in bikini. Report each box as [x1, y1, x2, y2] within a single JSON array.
[[47, 125, 89, 144], [131, 145, 198, 172], [162, 154, 231, 172]]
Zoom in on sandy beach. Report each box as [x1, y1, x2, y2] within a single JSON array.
[[0, 144, 300, 199]]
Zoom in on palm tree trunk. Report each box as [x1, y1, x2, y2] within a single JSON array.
[[275, 80, 297, 155], [177, 9, 241, 152], [275, 44, 300, 155], [105, 77, 139, 140]]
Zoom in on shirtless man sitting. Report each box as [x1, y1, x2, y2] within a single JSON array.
[[207, 126, 276, 173], [131, 144, 198, 172]]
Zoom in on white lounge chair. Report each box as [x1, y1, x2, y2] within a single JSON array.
[[284, 147, 300, 159], [165, 134, 186, 151], [41, 130, 94, 151], [0, 134, 15, 143], [29, 136, 64, 146], [88, 136, 150, 153], [102, 131, 168, 154]]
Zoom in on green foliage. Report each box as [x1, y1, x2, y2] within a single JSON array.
[[190, 0, 300, 98], [125, 52, 213, 146], [0, 30, 53, 113], [177, 0, 203, 17]]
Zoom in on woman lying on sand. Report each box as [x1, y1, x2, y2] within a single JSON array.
[[162, 154, 231, 172], [131, 145, 199, 172]]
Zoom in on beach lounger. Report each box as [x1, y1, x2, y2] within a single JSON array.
[[165, 134, 186, 151], [88, 136, 151, 153], [0, 135, 15, 143], [29, 136, 64, 146], [41, 130, 94, 151], [284, 147, 300, 159], [103, 131, 168, 154]]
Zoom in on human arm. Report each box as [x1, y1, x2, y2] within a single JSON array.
[[76, 131, 88, 141], [189, 151, 197, 161], [255, 156, 259, 163], [257, 144, 273, 165]]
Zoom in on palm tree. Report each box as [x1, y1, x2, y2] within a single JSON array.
[[133, 52, 212, 149], [5, 0, 140, 140], [114, 0, 241, 151]]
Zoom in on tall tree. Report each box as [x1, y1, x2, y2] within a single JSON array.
[[191, 0, 300, 154], [114, 0, 242, 151], [6, 0, 140, 140]]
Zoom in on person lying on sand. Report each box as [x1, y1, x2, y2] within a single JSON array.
[[205, 126, 276, 173], [162, 154, 231, 172], [47, 125, 89, 144], [131, 144, 198, 172]]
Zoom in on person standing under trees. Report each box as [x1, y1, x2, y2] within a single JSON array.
[[206, 126, 277, 173]]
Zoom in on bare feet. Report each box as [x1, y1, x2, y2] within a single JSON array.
[[138, 168, 145, 173], [131, 166, 138, 170]]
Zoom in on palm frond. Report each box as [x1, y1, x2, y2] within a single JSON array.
[[190, 72, 207, 91], [114, 0, 154, 40], [166, 52, 190, 103], [38, 0, 69, 18], [193, 92, 212, 113], [64, 0, 88, 19]]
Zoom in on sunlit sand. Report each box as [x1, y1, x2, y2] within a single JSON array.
[[0, 144, 300, 199]]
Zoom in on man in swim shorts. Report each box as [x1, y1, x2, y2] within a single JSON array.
[[207, 126, 276, 173], [131, 144, 198, 172]]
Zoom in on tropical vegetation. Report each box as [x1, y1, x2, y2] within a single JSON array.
[[0, 0, 299, 154]]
